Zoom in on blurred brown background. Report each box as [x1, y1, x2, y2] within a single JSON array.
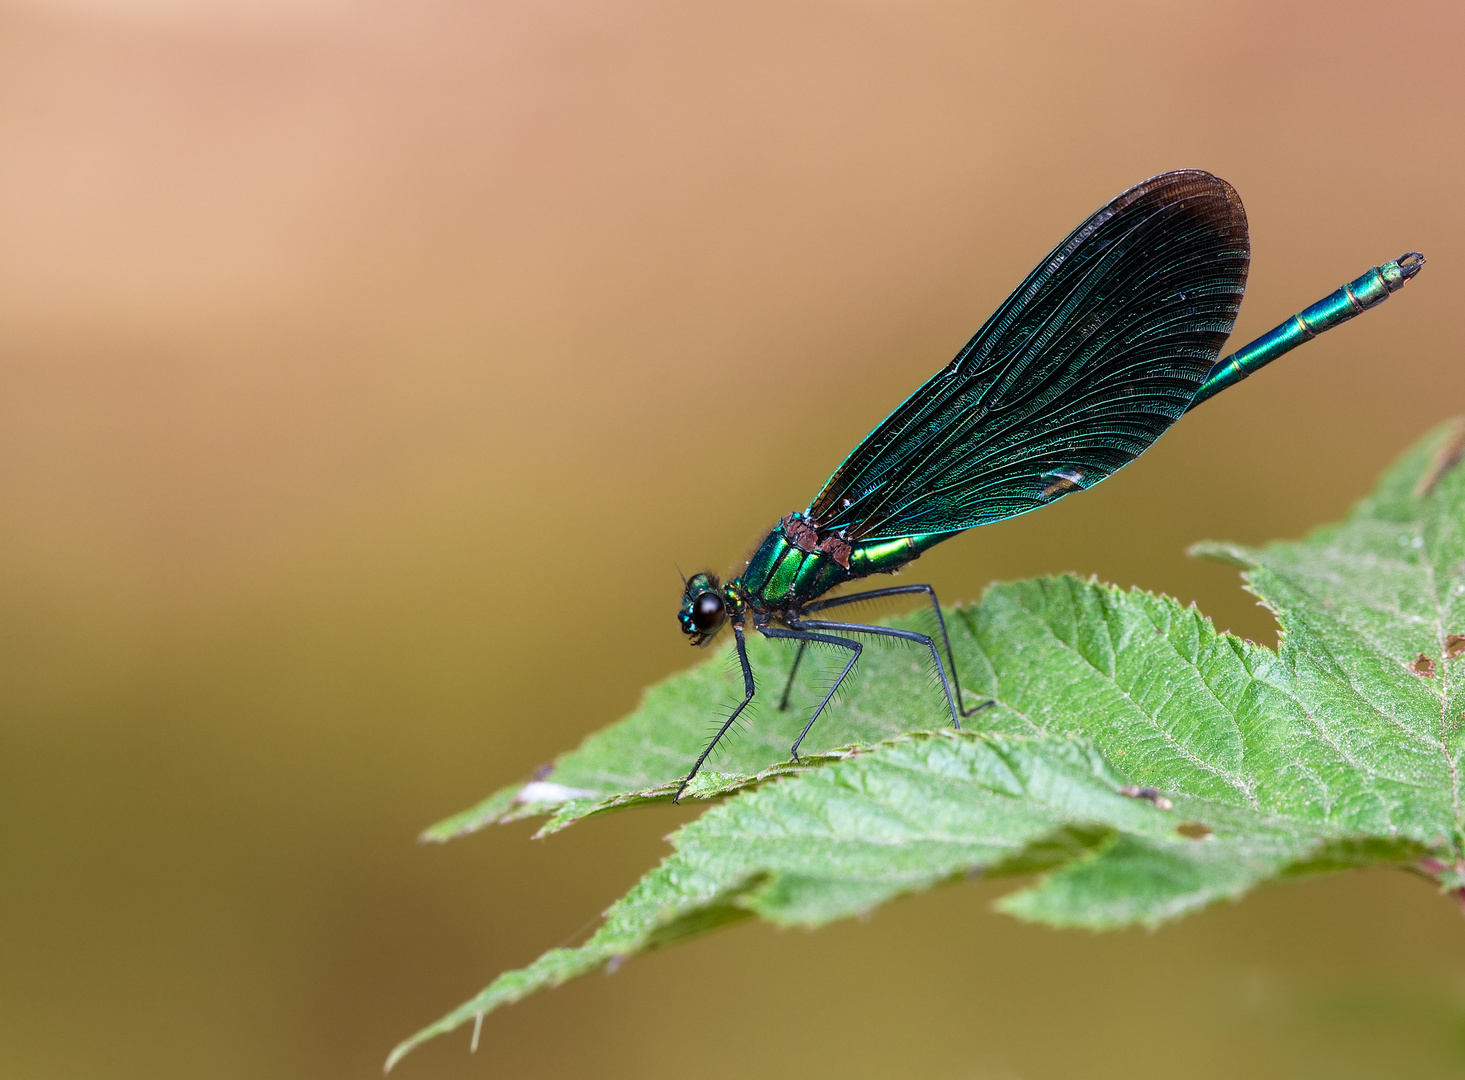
[[2, 1, 1464, 1077]]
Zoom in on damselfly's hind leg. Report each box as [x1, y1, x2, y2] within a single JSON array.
[[801, 584, 992, 717], [788, 611, 989, 732], [760, 625, 861, 760], [675, 624, 756, 803], [776, 640, 808, 711]]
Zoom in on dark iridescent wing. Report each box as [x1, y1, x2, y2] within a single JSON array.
[[807, 170, 1249, 541]]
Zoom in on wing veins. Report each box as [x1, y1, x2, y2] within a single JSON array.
[[805, 170, 1249, 542]]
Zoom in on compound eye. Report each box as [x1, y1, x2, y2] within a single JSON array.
[[691, 591, 725, 632]]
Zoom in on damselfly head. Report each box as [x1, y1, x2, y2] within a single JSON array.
[[678, 572, 727, 646]]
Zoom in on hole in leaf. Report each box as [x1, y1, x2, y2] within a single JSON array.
[[1176, 822, 1213, 840], [1410, 653, 1436, 678]]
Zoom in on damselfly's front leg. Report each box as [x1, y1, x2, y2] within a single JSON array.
[[675, 624, 756, 803]]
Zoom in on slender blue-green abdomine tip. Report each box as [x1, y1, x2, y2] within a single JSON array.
[[1189, 251, 1425, 411]]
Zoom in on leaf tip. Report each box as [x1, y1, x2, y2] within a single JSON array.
[[1186, 540, 1254, 568], [1413, 417, 1465, 497]]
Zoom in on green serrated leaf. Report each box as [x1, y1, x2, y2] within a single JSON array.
[[390, 420, 1465, 1071]]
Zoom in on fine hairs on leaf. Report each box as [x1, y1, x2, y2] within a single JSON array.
[[388, 420, 1465, 1073]]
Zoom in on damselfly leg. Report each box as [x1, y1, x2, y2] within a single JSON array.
[[673, 625, 756, 803], [776, 584, 992, 719], [760, 625, 862, 761], [788, 615, 969, 745]]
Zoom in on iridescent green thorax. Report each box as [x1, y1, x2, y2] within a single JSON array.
[[730, 513, 951, 613], [735, 523, 847, 609]]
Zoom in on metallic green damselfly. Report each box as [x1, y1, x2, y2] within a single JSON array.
[[676, 169, 1423, 800]]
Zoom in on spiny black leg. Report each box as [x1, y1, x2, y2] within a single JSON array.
[[790, 615, 979, 731], [776, 640, 808, 712], [761, 625, 861, 761], [674, 624, 756, 803], [803, 584, 992, 717]]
